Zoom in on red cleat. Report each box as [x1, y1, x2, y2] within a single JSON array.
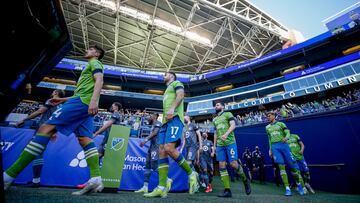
[[205, 184, 213, 193], [77, 183, 87, 189]]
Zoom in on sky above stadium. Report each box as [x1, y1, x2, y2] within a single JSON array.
[[249, 0, 359, 39]]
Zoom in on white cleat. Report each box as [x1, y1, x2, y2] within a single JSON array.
[[72, 179, 104, 195], [3, 172, 14, 191]]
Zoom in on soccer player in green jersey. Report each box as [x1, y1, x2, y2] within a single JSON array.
[[144, 72, 198, 198], [266, 112, 305, 196], [288, 134, 315, 194], [3, 45, 105, 195], [213, 102, 251, 198]]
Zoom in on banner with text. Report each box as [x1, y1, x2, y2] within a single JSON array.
[[1, 127, 187, 191]]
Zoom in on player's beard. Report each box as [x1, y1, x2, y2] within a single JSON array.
[[215, 108, 221, 113]]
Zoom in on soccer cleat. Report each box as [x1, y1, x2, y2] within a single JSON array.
[[303, 187, 308, 195], [285, 188, 292, 196], [72, 178, 104, 195], [188, 172, 199, 194], [305, 183, 315, 194], [144, 187, 167, 198], [166, 178, 173, 193], [217, 189, 232, 198], [205, 184, 213, 193], [297, 184, 305, 196], [4, 180, 12, 191], [3, 172, 14, 191], [25, 182, 40, 188], [243, 179, 251, 195], [77, 183, 87, 189], [134, 186, 148, 193]]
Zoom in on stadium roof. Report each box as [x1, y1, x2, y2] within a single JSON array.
[[62, 0, 288, 74]]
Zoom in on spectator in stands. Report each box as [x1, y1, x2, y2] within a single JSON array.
[[349, 11, 360, 27], [336, 96, 347, 106]]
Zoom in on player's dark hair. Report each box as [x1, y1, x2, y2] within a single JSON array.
[[166, 71, 177, 80], [151, 112, 159, 118], [90, 45, 105, 60], [112, 102, 122, 110], [266, 111, 275, 116], [54, 89, 65, 98], [215, 101, 225, 107]]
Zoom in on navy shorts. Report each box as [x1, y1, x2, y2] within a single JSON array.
[[185, 146, 197, 161]]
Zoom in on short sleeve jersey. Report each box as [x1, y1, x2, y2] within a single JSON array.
[[162, 80, 184, 124], [184, 123, 199, 148], [266, 122, 289, 144], [74, 59, 104, 105], [288, 134, 304, 160], [213, 111, 236, 146]]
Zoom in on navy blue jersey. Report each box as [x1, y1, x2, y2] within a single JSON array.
[[184, 123, 199, 148], [200, 139, 213, 160], [110, 111, 122, 125], [149, 120, 162, 154], [38, 99, 62, 125], [252, 150, 264, 165], [242, 151, 252, 163]]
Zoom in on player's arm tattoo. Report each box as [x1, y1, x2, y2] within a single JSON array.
[[225, 120, 236, 136], [95, 119, 114, 135], [171, 88, 184, 110], [91, 73, 104, 103], [196, 129, 203, 150], [145, 127, 160, 142]]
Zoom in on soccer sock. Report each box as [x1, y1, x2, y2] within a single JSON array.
[[235, 165, 247, 182], [144, 169, 151, 184], [158, 158, 169, 187], [32, 155, 44, 181], [209, 173, 213, 183], [83, 142, 101, 178], [304, 172, 311, 184], [6, 133, 50, 178], [291, 168, 304, 187], [203, 173, 209, 186], [219, 167, 230, 189], [189, 162, 195, 171], [174, 154, 192, 175], [279, 165, 290, 188]]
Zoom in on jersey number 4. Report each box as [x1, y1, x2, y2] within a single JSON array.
[[170, 126, 179, 138], [49, 108, 62, 120]]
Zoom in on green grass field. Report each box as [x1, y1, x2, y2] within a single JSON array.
[[5, 178, 360, 203]]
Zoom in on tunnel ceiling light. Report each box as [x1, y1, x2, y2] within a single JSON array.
[[86, 0, 213, 47]]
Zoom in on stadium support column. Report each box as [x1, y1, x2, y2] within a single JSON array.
[[114, 0, 120, 65], [78, 2, 89, 51], [196, 17, 228, 73], [167, 1, 199, 71], [141, 0, 158, 68]]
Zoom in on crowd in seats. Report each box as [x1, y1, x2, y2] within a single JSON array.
[[235, 89, 360, 126], [10, 89, 360, 133], [11, 101, 41, 114]]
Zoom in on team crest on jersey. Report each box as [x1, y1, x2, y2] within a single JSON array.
[[111, 137, 124, 151]]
